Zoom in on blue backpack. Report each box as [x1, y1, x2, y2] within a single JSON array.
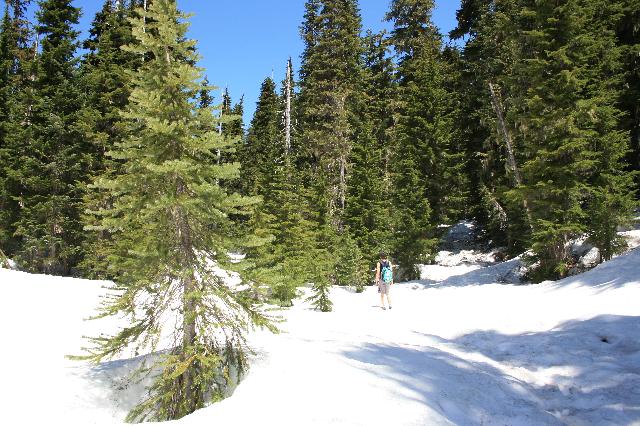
[[380, 260, 393, 283]]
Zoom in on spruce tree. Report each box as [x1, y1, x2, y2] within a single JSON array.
[[333, 229, 369, 292], [239, 77, 281, 197], [0, 0, 33, 257], [509, 0, 636, 279], [385, 0, 455, 279], [617, 0, 640, 194], [307, 275, 333, 312], [80, 1, 273, 420], [297, 0, 371, 299], [242, 59, 336, 307], [343, 31, 394, 263], [11, 0, 84, 274], [451, 0, 531, 253], [229, 96, 245, 140], [0, 6, 15, 253], [79, 0, 140, 278], [216, 88, 244, 194], [299, 0, 364, 227], [198, 75, 214, 109], [246, 156, 327, 307]]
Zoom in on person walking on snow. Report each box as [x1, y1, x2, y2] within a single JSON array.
[[376, 252, 393, 310]]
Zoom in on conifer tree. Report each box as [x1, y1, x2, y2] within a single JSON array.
[[0, 0, 33, 257], [307, 275, 333, 312], [343, 31, 394, 263], [80, 1, 273, 420], [333, 229, 368, 292], [508, 0, 636, 279], [10, 0, 84, 274], [0, 6, 15, 253], [239, 77, 281, 197], [79, 0, 140, 278], [617, 0, 640, 193], [216, 86, 244, 194], [299, 0, 364, 227], [198, 75, 214, 109], [385, 0, 455, 279], [451, 0, 531, 253], [229, 96, 245, 140], [245, 156, 326, 307], [241, 59, 336, 307], [297, 0, 371, 299]]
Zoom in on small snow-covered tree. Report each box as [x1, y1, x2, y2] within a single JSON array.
[[307, 277, 333, 312]]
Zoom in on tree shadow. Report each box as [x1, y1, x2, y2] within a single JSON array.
[[342, 315, 640, 425], [342, 342, 563, 425], [66, 354, 154, 417], [72, 348, 247, 420], [455, 315, 639, 424]]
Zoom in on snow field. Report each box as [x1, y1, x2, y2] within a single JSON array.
[[1, 248, 639, 425]]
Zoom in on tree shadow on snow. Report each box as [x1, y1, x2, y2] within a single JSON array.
[[342, 342, 563, 425], [449, 314, 640, 425], [343, 315, 640, 425], [74, 349, 247, 417], [69, 354, 153, 416]]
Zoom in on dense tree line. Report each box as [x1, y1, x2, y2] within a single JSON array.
[[451, 0, 638, 280], [0, 0, 637, 420]]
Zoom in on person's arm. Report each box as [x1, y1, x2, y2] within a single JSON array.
[[375, 262, 380, 283]]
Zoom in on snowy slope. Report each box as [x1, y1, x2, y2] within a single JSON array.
[[1, 249, 639, 425]]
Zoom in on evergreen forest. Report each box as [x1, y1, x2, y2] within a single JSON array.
[[0, 0, 638, 421]]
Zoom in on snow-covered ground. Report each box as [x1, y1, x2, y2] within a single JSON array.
[[1, 246, 639, 425]]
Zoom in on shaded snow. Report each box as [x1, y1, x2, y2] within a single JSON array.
[[1, 249, 639, 425]]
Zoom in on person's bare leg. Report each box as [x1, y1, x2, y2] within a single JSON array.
[[380, 292, 385, 309]]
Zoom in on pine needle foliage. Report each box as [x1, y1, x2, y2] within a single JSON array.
[[79, 1, 275, 421]]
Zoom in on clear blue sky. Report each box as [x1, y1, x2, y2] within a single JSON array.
[[40, 0, 462, 125]]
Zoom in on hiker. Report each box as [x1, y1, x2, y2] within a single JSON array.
[[375, 252, 393, 310]]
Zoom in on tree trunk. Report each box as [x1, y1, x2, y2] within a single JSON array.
[[488, 82, 533, 226], [284, 58, 292, 154], [173, 176, 196, 411]]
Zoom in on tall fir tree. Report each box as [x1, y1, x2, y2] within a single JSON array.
[[385, 0, 460, 279], [79, 0, 273, 420], [297, 0, 375, 299], [217, 88, 244, 194], [242, 60, 335, 306], [451, 0, 532, 253], [617, 0, 640, 194], [299, 0, 364, 227], [0, 6, 16, 253], [343, 30, 394, 273], [10, 0, 85, 274], [0, 0, 33, 257], [79, 0, 140, 278], [239, 77, 281, 197], [508, 0, 636, 279]]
